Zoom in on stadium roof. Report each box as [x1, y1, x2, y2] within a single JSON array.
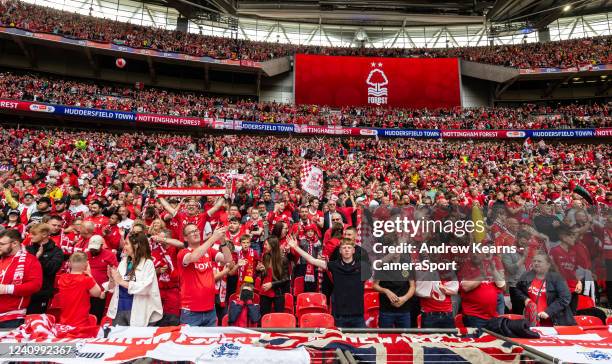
[[152, 0, 612, 28]]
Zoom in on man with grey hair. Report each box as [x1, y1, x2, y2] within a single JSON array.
[[62, 221, 96, 256]]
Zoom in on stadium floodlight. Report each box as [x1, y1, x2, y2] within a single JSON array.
[[563, 4, 571, 12]]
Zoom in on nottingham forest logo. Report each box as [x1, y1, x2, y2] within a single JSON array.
[[367, 62, 388, 105]]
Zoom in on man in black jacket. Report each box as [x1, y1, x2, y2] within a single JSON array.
[[288, 236, 372, 328], [26, 223, 63, 314]]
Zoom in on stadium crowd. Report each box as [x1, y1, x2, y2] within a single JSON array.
[[1, 0, 611, 67], [1, 71, 610, 129], [0, 125, 610, 331]]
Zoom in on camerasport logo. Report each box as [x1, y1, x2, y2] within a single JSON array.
[[367, 62, 388, 105], [359, 129, 378, 136], [505, 131, 526, 138], [29, 104, 55, 113]]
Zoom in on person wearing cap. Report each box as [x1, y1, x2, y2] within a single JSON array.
[[2, 209, 25, 237], [19, 193, 37, 223], [87, 234, 118, 322], [28, 197, 52, 225], [24, 223, 63, 314], [53, 197, 73, 228]]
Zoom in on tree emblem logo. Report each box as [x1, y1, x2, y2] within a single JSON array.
[[367, 62, 388, 105]]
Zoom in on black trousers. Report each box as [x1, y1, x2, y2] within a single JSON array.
[[26, 295, 49, 315], [90, 297, 106, 324], [509, 286, 525, 315], [260, 295, 285, 316]]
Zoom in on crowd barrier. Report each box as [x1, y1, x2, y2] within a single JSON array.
[[1, 98, 612, 139]]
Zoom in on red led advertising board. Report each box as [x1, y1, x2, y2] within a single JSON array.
[[294, 54, 461, 108]]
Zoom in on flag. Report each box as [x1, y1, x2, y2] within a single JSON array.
[[259, 329, 523, 363], [523, 137, 532, 150], [301, 160, 323, 198]]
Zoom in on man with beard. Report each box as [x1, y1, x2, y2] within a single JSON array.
[[86, 235, 118, 322], [0, 229, 42, 328], [53, 197, 73, 228], [25, 223, 63, 314], [85, 200, 109, 235]]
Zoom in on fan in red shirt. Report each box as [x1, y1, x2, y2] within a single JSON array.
[[549, 225, 585, 302], [56, 252, 103, 327], [160, 195, 226, 241], [149, 233, 183, 326], [84, 200, 109, 236], [236, 234, 259, 284], [459, 252, 506, 329], [102, 213, 122, 252], [0, 229, 43, 328], [86, 235, 118, 322], [177, 224, 232, 326]]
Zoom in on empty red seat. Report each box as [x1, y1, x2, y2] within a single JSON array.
[[606, 317, 612, 325], [364, 280, 376, 295], [284, 293, 294, 314], [363, 292, 379, 328], [417, 314, 422, 328], [455, 314, 465, 329], [222, 314, 229, 327], [261, 313, 297, 328], [574, 315, 603, 326], [300, 313, 335, 328], [296, 292, 327, 319], [293, 276, 305, 296]]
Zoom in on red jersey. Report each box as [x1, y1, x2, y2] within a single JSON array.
[[87, 249, 118, 286], [172, 211, 210, 241], [177, 246, 218, 312], [527, 278, 547, 313], [550, 245, 578, 291], [0, 250, 43, 323], [459, 261, 500, 320], [84, 215, 110, 236], [102, 225, 122, 251], [57, 273, 96, 327]]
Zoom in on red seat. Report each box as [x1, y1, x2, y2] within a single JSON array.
[[363, 280, 376, 295], [363, 292, 379, 328], [100, 316, 113, 327], [261, 313, 297, 328], [88, 314, 98, 326], [417, 314, 422, 328], [293, 276, 305, 296], [500, 314, 524, 320], [300, 313, 335, 328], [222, 314, 229, 327], [284, 293, 294, 314], [296, 293, 328, 319], [606, 317, 612, 325], [455, 314, 465, 329], [574, 315, 603, 326]]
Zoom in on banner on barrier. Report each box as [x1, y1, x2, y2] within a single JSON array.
[[1, 98, 612, 139], [155, 187, 225, 196], [136, 114, 203, 127], [241, 122, 294, 133]]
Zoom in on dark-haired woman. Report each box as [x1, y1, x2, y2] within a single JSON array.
[[516, 251, 576, 326], [257, 236, 289, 316], [107, 232, 163, 326]]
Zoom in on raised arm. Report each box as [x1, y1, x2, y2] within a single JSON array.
[[287, 235, 327, 270], [182, 227, 227, 265]]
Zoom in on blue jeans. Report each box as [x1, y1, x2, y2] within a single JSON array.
[[378, 311, 411, 328], [334, 314, 366, 328], [497, 293, 506, 315], [463, 315, 490, 329], [421, 312, 455, 329], [180, 309, 217, 327]]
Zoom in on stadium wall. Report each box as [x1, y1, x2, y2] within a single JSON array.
[[460, 76, 491, 107], [260, 69, 295, 104]]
